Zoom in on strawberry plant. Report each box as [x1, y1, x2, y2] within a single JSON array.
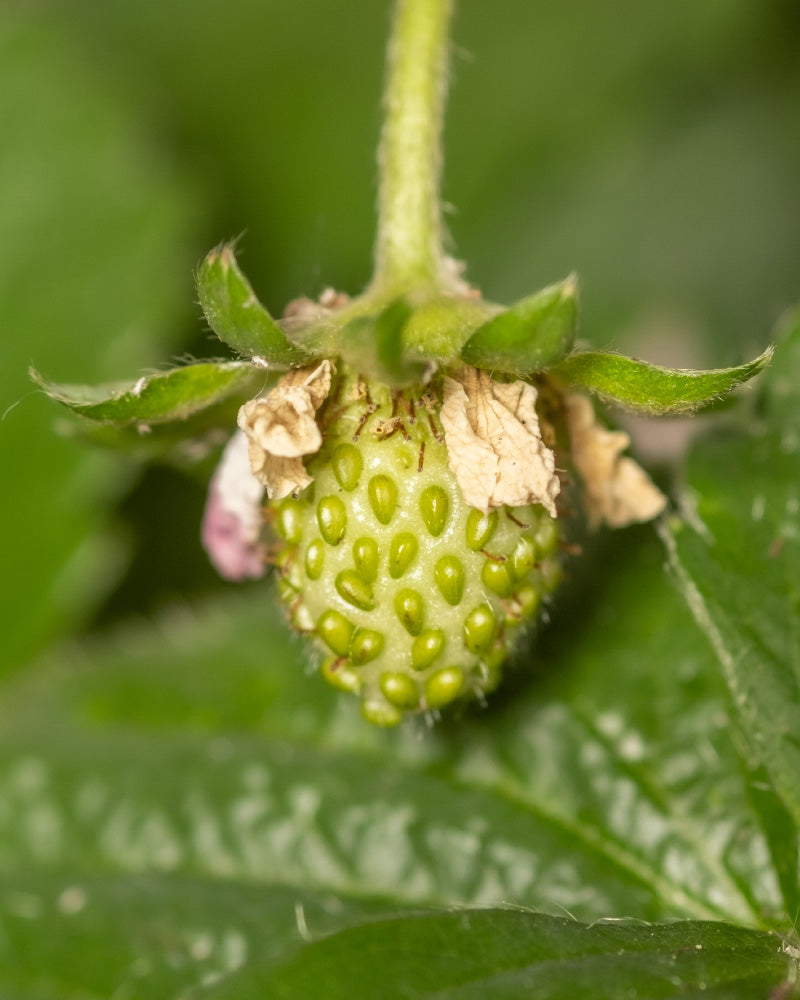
[[31, 0, 768, 725], [3, 0, 800, 996]]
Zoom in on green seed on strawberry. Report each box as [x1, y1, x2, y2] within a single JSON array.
[[411, 629, 446, 670]]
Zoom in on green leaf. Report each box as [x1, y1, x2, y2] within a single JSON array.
[[741, 760, 800, 927], [1, 532, 790, 929], [551, 346, 773, 414], [460, 275, 577, 374], [226, 911, 795, 1000], [663, 314, 800, 830], [0, 9, 200, 675], [0, 519, 795, 992], [198, 244, 312, 365], [0, 871, 387, 1000], [0, 878, 793, 1000], [31, 361, 262, 428]]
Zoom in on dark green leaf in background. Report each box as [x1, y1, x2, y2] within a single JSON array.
[[0, 5, 203, 675], [0, 872, 388, 1000], [0, 11, 201, 676], [665, 315, 800, 831]]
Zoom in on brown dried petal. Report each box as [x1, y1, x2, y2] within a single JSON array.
[[564, 392, 667, 528], [237, 360, 332, 499], [440, 367, 560, 516]]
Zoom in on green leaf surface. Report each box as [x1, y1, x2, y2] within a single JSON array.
[[2, 882, 793, 1000], [197, 244, 312, 365], [31, 362, 261, 428], [0, 10, 200, 675], [460, 275, 577, 374], [664, 315, 800, 830], [0, 528, 793, 996], [225, 911, 795, 1000], [552, 346, 773, 414], [0, 871, 387, 1000]]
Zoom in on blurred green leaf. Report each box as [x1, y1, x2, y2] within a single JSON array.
[[198, 244, 311, 365], [0, 871, 387, 1000], [460, 275, 577, 374], [552, 346, 772, 414], [45, 0, 800, 355], [58, 395, 244, 469], [32, 361, 260, 427], [664, 314, 800, 829], [0, 10, 201, 674]]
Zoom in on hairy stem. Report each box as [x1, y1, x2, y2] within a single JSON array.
[[370, 0, 454, 297]]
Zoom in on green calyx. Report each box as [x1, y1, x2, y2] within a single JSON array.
[[33, 241, 771, 444]]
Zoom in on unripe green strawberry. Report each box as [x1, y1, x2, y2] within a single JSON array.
[[35, 0, 770, 734], [268, 363, 562, 726]]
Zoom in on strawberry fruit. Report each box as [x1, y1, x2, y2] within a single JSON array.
[[269, 364, 561, 725]]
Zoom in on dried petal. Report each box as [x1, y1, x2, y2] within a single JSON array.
[[201, 430, 266, 580], [564, 392, 667, 528], [440, 366, 560, 516], [238, 360, 333, 498]]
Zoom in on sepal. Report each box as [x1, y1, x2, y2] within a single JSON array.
[[197, 244, 312, 366], [339, 299, 427, 385], [459, 275, 577, 375], [551, 346, 773, 414], [30, 361, 263, 426]]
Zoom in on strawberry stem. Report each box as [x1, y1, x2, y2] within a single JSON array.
[[369, 0, 455, 299]]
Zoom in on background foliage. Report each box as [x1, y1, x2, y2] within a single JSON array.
[[1, 1, 799, 995]]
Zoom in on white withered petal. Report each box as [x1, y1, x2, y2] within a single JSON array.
[[238, 360, 333, 499], [440, 366, 560, 516]]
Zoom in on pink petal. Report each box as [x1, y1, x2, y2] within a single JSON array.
[[201, 431, 267, 581]]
